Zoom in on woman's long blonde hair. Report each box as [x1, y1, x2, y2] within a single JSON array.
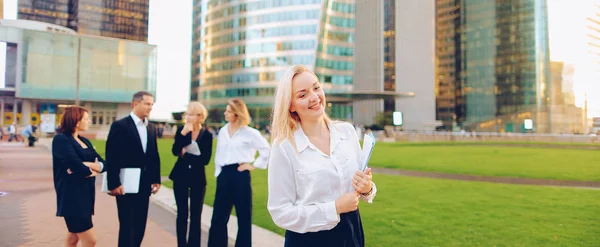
[[270, 65, 330, 144], [228, 98, 251, 126]]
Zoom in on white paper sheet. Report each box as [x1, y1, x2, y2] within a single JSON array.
[[184, 141, 201, 156]]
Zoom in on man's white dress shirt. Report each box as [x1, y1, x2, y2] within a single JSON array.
[[214, 123, 270, 177], [130, 112, 148, 153], [267, 121, 377, 234]]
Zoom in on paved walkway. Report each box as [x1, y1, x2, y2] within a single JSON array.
[[371, 167, 600, 189], [0, 144, 179, 246], [7, 139, 285, 247]]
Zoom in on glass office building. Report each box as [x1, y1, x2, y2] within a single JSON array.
[[435, 0, 551, 132], [0, 20, 156, 127], [314, 0, 355, 120], [382, 0, 396, 112], [191, 0, 358, 125], [17, 0, 149, 41]]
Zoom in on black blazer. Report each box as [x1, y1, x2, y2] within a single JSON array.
[[168, 126, 213, 186], [105, 115, 161, 193], [52, 133, 106, 217]]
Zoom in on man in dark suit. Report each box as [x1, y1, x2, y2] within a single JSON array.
[[106, 91, 161, 247]]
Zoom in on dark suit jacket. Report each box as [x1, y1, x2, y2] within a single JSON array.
[[52, 133, 106, 217], [168, 126, 213, 186], [105, 115, 161, 194]]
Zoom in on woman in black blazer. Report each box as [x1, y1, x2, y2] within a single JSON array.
[[169, 101, 213, 247], [52, 106, 105, 247]]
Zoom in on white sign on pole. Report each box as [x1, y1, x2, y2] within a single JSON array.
[[524, 119, 533, 130], [40, 114, 56, 133], [393, 112, 403, 126]]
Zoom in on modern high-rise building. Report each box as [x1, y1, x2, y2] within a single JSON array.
[[548, 61, 585, 134], [561, 63, 576, 106], [191, 0, 322, 126], [17, 0, 149, 41], [191, 0, 409, 126], [0, 19, 157, 130], [353, 0, 435, 129], [435, 0, 552, 133], [313, 0, 356, 120], [550, 61, 565, 106]]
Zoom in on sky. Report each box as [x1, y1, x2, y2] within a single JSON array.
[[147, 0, 192, 120], [1, 0, 599, 119], [547, 0, 600, 118]]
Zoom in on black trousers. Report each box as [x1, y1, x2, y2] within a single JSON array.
[[28, 136, 36, 147], [173, 180, 206, 247], [116, 192, 150, 247], [207, 164, 252, 247], [284, 210, 364, 247]]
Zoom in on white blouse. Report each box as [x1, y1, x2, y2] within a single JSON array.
[[214, 123, 270, 177], [267, 121, 377, 234]]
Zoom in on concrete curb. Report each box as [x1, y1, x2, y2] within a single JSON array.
[[150, 184, 284, 247]]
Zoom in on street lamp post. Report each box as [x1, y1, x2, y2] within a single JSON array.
[[584, 93, 589, 134], [75, 37, 81, 106]]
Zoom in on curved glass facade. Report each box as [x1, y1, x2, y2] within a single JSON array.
[[315, 0, 354, 85], [315, 0, 356, 119], [314, 0, 356, 119], [191, 0, 359, 124], [191, 0, 323, 108]]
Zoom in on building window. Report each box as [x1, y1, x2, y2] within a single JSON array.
[[98, 112, 104, 125], [92, 111, 98, 125]]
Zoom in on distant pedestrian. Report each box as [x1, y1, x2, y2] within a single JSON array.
[[7, 122, 16, 142], [157, 123, 164, 138], [21, 124, 37, 147]]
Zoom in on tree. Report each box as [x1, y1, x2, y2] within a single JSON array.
[[374, 111, 394, 127]]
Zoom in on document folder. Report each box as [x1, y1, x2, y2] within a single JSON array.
[[359, 132, 376, 172], [101, 168, 141, 194]]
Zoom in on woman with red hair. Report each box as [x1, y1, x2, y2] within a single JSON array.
[[52, 106, 106, 247]]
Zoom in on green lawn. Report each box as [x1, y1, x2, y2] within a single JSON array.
[[360, 175, 599, 247], [369, 142, 600, 181], [389, 141, 600, 147], [90, 139, 600, 246]]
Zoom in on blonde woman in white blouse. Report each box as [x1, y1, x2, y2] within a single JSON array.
[[207, 98, 270, 247], [267, 65, 377, 247]]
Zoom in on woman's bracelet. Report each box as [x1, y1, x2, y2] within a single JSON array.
[[361, 186, 373, 197]]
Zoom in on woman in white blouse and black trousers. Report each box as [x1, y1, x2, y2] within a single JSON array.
[[267, 65, 377, 247], [207, 98, 270, 247]]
